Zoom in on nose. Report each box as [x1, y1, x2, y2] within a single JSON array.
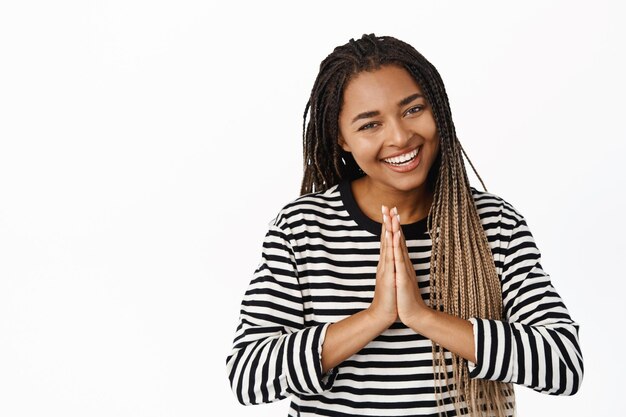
[[387, 118, 412, 148]]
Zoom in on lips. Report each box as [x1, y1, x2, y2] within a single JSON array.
[[381, 146, 421, 164], [382, 146, 422, 173]]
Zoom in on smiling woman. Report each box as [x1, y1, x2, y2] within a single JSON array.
[[225, 33, 583, 417]]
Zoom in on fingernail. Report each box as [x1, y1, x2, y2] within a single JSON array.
[[381, 205, 385, 214], [385, 230, 389, 238], [383, 214, 388, 224], [392, 207, 397, 215], [397, 214, 401, 222]]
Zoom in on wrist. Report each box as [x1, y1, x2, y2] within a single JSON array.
[[404, 304, 434, 334], [364, 307, 396, 330]]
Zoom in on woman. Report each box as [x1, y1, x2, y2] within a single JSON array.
[[226, 33, 583, 416]]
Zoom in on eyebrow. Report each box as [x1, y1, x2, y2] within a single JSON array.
[[350, 93, 424, 124]]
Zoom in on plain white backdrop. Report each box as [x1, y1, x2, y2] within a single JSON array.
[[1, 1, 624, 416]]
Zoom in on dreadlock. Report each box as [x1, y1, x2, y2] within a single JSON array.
[[300, 33, 515, 417]]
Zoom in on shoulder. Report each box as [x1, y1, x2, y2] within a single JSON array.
[[268, 183, 343, 231], [470, 186, 526, 230]]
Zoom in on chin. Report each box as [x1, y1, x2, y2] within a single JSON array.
[[387, 174, 429, 191]]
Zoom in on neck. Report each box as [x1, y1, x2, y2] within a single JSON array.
[[353, 176, 434, 224]]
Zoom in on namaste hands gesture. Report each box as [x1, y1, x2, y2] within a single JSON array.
[[368, 205, 430, 328], [322, 205, 477, 373]]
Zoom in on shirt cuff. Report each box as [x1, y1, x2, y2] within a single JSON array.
[[318, 322, 338, 389], [286, 322, 337, 394], [466, 317, 517, 382], [467, 317, 479, 373]]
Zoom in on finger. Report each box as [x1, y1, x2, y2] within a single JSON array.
[[390, 210, 402, 263], [383, 206, 393, 247], [383, 204, 391, 223], [377, 209, 391, 282], [380, 223, 386, 259], [392, 211, 413, 287], [381, 206, 392, 276], [389, 209, 411, 265], [391, 207, 401, 235], [393, 216, 420, 298], [380, 205, 386, 255], [393, 227, 405, 268], [392, 226, 404, 263], [383, 209, 394, 268], [394, 218, 410, 264], [391, 207, 401, 244], [382, 205, 390, 254]]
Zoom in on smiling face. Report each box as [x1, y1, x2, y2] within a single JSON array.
[[338, 64, 440, 194]]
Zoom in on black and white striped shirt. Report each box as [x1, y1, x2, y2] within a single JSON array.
[[226, 179, 583, 416]]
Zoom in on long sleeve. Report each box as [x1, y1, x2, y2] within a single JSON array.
[[225, 219, 337, 405], [468, 211, 584, 395]]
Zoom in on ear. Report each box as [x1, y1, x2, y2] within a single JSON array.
[[338, 132, 351, 153]]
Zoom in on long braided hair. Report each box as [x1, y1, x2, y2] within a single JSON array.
[[300, 34, 515, 417]]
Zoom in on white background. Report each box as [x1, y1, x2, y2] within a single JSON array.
[[1, 1, 624, 416]]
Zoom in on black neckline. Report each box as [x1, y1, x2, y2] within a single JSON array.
[[338, 178, 428, 238]]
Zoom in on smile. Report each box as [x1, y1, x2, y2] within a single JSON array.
[[382, 147, 420, 166]]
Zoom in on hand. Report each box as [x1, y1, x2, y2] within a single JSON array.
[[366, 205, 398, 327], [389, 207, 428, 327]]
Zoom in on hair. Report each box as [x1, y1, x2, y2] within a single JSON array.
[[299, 34, 515, 417]]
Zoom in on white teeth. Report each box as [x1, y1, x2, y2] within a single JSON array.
[[383, 147, 419, 164]]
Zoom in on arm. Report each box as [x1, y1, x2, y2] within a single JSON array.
[[466, 213, 584, 395], [225, 222, 336, 405], [406, 308, 477, 364], [321, 309, 393, 374]]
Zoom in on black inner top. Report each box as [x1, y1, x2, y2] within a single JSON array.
[[338, 178, 429, 238]]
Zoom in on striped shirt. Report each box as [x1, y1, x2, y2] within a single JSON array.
[[226, 179, 584, 416]]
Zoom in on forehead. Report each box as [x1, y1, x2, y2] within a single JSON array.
[[341, 65, 423, 109]]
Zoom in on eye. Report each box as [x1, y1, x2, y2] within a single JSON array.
[[358, 122, 379, 131], [405, 105, 424, 116]]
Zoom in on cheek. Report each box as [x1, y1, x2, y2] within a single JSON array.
[[423, 133, 441, 162], [410, 113, 438, 142], [430, 136, 441, 158], [432, 131, 440, 147], [352, 143, 378, 159], [425, 116, 438, 140]]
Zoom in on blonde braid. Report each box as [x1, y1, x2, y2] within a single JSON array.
[[429, 133, 514, 417]]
